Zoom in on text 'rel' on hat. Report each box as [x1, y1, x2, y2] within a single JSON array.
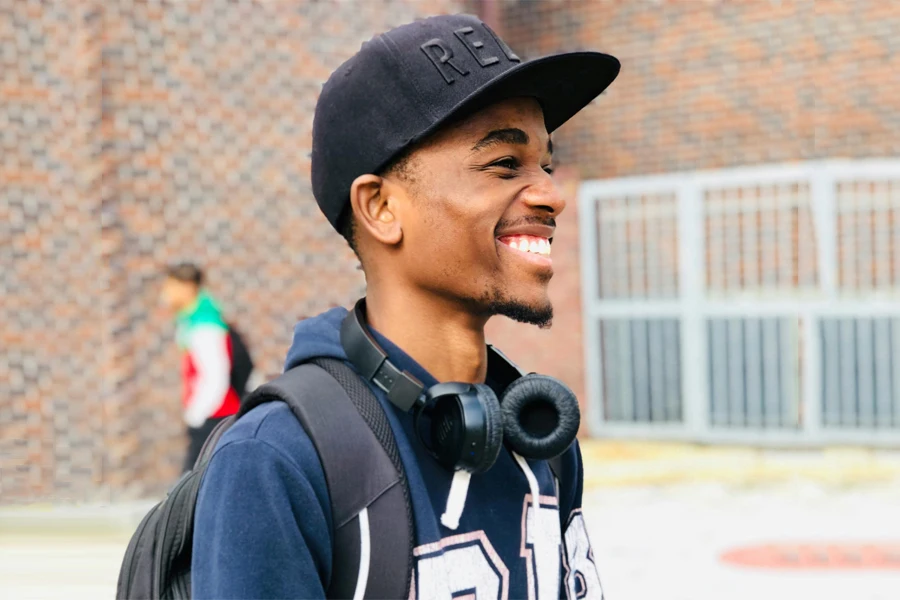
[[311, 13, 620, 231]]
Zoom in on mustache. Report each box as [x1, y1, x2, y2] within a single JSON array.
[[494, 215, 556, 234]]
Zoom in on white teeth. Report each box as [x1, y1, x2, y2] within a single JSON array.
[[502, 236, 551, 256]]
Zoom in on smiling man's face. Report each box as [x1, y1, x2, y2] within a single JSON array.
[[383, 97, 565, 326]]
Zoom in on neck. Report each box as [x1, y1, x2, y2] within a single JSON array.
[[177, 292, 203, 317], [364, 286, 489, 384]]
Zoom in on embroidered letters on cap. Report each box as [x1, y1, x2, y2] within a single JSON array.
[[421, 24, 520, 85], [482, 23, 520, 63], [420, 39, 470, 84], [454, 27, 499, 67]]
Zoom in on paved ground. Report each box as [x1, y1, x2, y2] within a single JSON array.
[[0, 532, 130, 600], [585, 482, 900, 600], [3, 442, 899, 599]]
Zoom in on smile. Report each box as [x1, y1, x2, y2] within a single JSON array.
[[498, 234, 551, 256], [496, 235, 553, 268]]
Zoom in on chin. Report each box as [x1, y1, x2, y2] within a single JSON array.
[[483, 291, 553, 328]]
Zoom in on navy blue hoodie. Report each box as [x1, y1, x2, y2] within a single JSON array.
[[192, 308, 603, 599]]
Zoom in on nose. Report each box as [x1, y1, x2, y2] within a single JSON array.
[[519, 172, 566, 217]]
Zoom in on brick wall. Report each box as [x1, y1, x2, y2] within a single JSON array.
[[499, 0, 900, 178], [2, 0, 466, 502], [1, 3, 107, 501]]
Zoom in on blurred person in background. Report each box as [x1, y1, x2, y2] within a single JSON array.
[[161, 263, 253, 473]]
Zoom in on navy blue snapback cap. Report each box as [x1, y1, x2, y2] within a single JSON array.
[[311, 13, 620, 231]]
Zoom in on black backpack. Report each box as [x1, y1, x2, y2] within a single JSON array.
[[226, 324, 253, 399], [117, 357, 414, 599]]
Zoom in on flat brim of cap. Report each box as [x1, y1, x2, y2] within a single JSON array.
[[417, 51, 620, 143]]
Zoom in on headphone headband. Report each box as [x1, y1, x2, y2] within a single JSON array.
[[341, 299, 425, 411], [340, 298, 526, 412]]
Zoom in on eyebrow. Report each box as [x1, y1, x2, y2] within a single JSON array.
[[471, 128, 529, 152], [470, 128, 553, 155]]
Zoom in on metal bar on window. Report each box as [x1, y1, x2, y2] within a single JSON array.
[[892, 184, 900, 290], [598, 201, 614, 300], [874, 182, 890, 290], [780, 319, 800, 429], [602, 322, 620, 421], [649, 319, 666, 422], [811, 172, 837, 297], [661, 210, 674, 296], [840, 190, 858, 295], [802, 313, 822, 435], [745, 317, 763, 428], [708, 190, 725, 295], [857, 317, 875, 428], [632, 319, 651, 422], [839, 318, 858, 427], [680, 181, 708, 436], [646, 196, 662, 298], [874, 317, 892, 428], [762, 318, 782, 428], [631, 196, 646, 298], [728, 318, 746, 427], [725, 189, 742, 294], [663, 319, 681, 421], [892, 318, 900, 428], [617, 319, 635, 422], [857, 183, 874, 292], [710, 320, 729, 427], [777, 185, 793, 291], [821, 319, 841, 427], [614, 197, 630, 299], [744, 187, 760, 291]]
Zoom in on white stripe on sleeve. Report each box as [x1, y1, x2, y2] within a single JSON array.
[[183, 325, 231, 427]]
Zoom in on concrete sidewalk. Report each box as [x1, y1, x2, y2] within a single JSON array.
[[0, 500, 157, 536]]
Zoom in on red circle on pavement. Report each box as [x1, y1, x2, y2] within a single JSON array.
[[720, 543, 900, 570]]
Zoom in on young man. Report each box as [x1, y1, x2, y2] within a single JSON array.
[[192, 14, 619, 599], [161, 263, 241, 472]]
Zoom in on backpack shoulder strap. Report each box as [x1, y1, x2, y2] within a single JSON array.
[[239, 357, 413, 600]]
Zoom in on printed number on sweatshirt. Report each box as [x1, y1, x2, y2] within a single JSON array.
[[410, 495, 601, 599]]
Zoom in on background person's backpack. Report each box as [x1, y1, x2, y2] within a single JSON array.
[[225, 324, 254, 399], [116, 357, 414, 600]]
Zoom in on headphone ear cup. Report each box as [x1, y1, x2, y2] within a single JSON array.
[[428, 384, 504, 474], [471, 384, 504, 474], [500, 374, 581, 460]]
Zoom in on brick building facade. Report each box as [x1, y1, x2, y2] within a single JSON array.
[[3, 1, 898, 502]]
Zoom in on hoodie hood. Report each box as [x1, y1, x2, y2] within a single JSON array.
[[284, 307, 350, 371]]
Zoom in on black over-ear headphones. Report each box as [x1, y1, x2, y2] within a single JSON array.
[[340, 299, 581, 474]]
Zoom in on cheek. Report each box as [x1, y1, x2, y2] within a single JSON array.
[[426, 200, 496, 255], [403, 202, 499, 284]]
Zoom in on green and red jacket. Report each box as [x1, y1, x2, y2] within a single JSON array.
[[175, 291, 240, 427]]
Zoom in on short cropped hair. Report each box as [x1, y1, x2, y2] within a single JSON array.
[[165, 262, 204, 286]]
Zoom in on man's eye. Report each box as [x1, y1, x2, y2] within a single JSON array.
[[491, 158, 520, 170]]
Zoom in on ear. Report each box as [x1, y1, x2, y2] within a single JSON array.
[[349, 174, 403, 246]]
